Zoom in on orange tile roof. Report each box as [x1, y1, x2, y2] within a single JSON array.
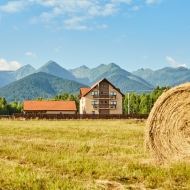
[[80, 88, 91, 96], [24, 100, 77, 111]]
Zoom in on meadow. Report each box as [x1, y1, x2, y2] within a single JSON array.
[[0, 119, 190, 190]]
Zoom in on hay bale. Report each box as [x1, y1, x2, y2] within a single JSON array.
[[146, 82, 190, 164]]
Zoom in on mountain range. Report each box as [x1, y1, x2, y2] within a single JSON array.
[[132, 67, 190, 87], [0, 60, 189, 102], [0, 72, 88, 102]]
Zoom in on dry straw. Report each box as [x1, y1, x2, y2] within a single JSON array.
[[146, 82, 190, 164]]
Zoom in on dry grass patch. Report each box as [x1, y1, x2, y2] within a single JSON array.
[[0, 119, 190, 189]]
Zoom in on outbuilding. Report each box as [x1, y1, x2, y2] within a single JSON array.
[[23, 100, 77, 114]]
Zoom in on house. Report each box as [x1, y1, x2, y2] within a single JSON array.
[[23, 100, 77, 114], [79, 78, 124, 114]]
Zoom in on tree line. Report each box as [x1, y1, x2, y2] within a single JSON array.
[[123, 86, 169, 114], [0, 86, 169, 115]]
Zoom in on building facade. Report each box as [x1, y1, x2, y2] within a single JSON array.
[[79, 78, 124, 114]]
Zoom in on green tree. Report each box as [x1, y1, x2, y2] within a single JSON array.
[[7, 100, 23, 115], [139, 93, 151, 114], [129, 93, 141, 114], [0, 97, 9, 115]]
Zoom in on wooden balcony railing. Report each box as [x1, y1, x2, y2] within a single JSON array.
[[93, 95, 116, 99], [93, 104, 116, 109]]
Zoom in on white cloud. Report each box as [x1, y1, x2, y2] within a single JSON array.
[[54, 46, 62, 52], [115, 34, 126, 42], [1, 0, 134, 30], [96, 24, 108, 29], [111, 0, 132, 4], [142, 55, 148, 59], [64, 16, 89, 30], [166, 56, 187, 68], [0, 58, 22, 70], [146, 0, 162, 4], [131, 6, 139, 11], [0, 1, 28, 13], [26, 52, 37, 58]]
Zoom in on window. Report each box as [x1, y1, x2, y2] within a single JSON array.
[[101, 83, 107, 87], [92, 111, 95, 114], [104, 91, 107, 94], [111, 91, 117, 95], [111, 101, 117, 105], [92, 101, 98, 105], [105, 101, 107, 103], [92, 91, 98, 95]]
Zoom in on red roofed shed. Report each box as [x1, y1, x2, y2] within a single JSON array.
[[24, 100, 77, 114]]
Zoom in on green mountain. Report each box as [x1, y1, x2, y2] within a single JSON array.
[[132, 67, 190, 87], [0, 72, 88, 102], [37, 60, 76, 81], [70, 63, 153, 93]]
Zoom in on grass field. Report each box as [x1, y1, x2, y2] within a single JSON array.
[[0, 119, 190, 190]]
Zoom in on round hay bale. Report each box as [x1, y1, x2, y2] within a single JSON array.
[[146, 82, 190, 164]]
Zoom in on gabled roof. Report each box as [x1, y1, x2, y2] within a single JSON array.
[[24, 100, 77, 111], [80, 88, 91, 96], [80, 78, 124, 98]]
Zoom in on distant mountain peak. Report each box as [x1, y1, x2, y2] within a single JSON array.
[[108, 63, 120, 68], [44, 60, 59, 66], [80, 65, 89, 69], [14, 64, 36, 80], [19, 64, 35, 70], [37, 60, 76, 81]]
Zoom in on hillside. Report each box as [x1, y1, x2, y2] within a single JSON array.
[[0, 72, 88, 102], [132, 67, 190, 87]]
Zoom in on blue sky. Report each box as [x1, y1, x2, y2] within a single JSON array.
[[0, 0, 190, 72]]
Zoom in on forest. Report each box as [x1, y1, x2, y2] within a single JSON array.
[[0, 86, 169, 115]]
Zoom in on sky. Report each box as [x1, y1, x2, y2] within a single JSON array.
[[0, 0, 190, 72]]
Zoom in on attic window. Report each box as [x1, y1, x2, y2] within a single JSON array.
[[92, 91, 98, 95], [101, 83, 107, 87]]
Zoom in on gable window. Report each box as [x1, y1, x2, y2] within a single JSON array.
[[101, 83, 107, 88], [92, 91, 98, 96], [110, 91, 117, 95]]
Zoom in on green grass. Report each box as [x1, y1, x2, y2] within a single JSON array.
[[0, 119, 190, 189]]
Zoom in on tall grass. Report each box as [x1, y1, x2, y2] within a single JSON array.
[[0, 119, 190, 189]]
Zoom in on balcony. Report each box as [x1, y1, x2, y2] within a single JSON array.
[[93, 95, 116, 99], [93, 104, 116, 109]]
